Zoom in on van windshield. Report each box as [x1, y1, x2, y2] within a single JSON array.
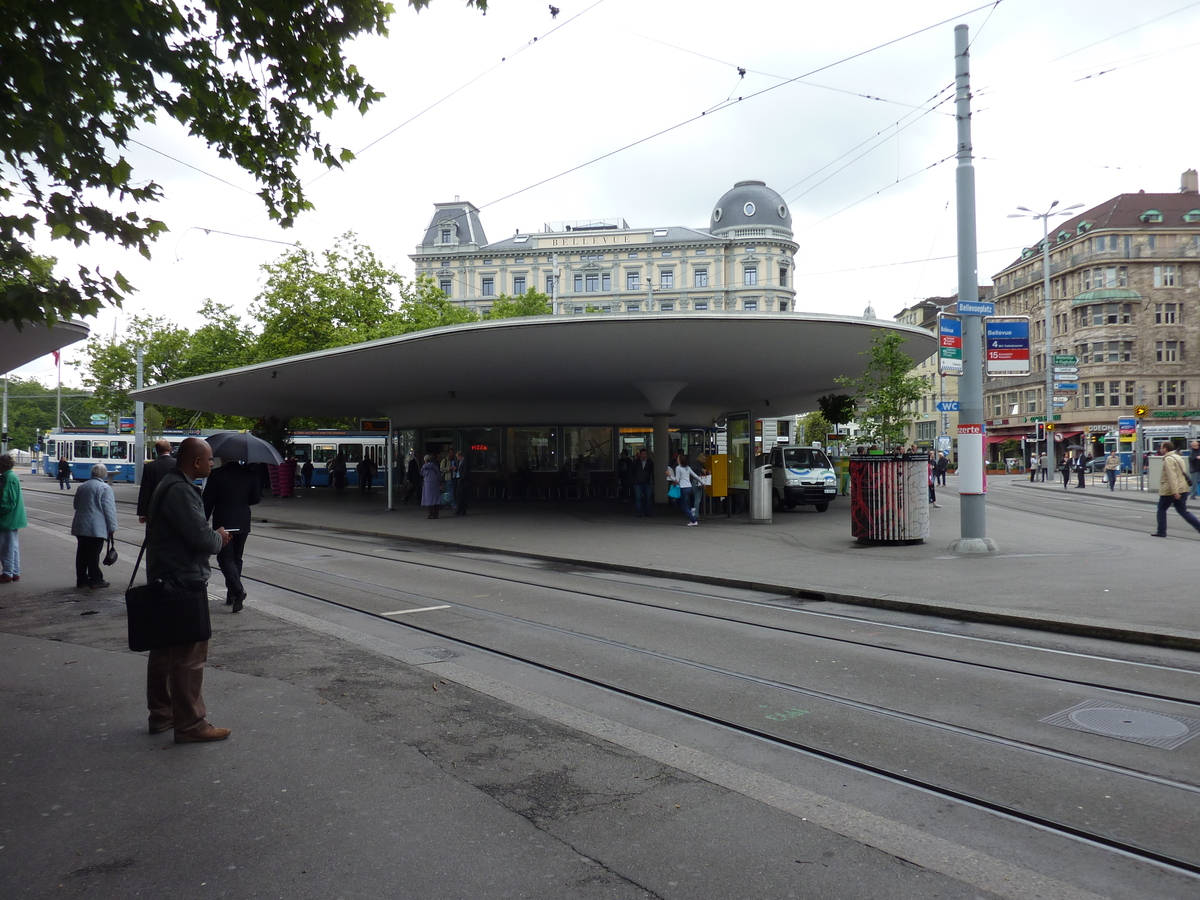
[[783, 448, 831, 469]]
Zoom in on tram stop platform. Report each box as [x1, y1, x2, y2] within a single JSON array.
[[23, 470, 1200, 650]]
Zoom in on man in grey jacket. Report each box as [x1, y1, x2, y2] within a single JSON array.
[[145, 438, 231, 743]]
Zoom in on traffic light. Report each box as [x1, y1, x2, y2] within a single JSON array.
[[1035, 422, 1045, 442]]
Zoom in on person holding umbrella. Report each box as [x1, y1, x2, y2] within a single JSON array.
[[203, 433, 275, 612]]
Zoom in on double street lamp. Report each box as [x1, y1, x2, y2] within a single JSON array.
[[1008, 202, 1083, 472]]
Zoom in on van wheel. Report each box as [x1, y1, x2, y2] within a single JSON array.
[[772, 491, 782, 511], [784, 500, 797, 509], [815, 502, 829, 512]]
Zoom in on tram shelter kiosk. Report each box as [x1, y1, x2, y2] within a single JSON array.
[[132, 313, 934, 523]]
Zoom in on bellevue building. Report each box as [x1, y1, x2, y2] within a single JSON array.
[[410, 181, 798, 316]]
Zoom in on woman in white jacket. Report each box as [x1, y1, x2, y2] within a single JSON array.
[[71, 464, 118, 589], [673, 454, 700, 526]]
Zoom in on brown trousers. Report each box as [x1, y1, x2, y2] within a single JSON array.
[[146, 640, 209, 734]]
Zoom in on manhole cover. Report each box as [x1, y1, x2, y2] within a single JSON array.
[[414, 647, 457, 661], [1041, 699, 1200, 750]]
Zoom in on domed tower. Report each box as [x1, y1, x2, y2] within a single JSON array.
[[710, 181, 793, 237], [709, 181, 797, 313]]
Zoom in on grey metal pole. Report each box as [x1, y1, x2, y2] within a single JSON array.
[[1, 374, 8, 455], [1040, 216, 1054, 473], [386, 421, 394, 511], [949, 24, 996, 554], [134, 347, 145, 485]]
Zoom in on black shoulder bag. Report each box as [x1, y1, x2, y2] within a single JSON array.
[[124, 482, 213, 652]]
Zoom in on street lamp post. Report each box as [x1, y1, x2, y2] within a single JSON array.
[[1008, 202, 1083, 475]]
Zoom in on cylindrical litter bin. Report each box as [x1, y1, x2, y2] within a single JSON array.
[[750, 463, 772, 523], [849, 453, 929, 544]]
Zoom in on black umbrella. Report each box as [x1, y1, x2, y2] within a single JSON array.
[[206, 432, 284, 465]]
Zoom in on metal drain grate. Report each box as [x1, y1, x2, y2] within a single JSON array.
[[1041, 699, 1200, 750], [413, 647, 457, 661]]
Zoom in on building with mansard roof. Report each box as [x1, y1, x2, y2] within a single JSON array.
[[410, 181, 798, 316], [985, 169, 1200, 460]]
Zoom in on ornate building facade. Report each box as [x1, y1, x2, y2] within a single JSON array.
[[410, 181, 798, 316], [985, 169, 1200, 455]]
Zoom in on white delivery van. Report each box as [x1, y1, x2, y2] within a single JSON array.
[[768, 445, 837, 512]]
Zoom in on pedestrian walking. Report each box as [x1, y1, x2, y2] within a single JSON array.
[[928, 452, 941, 507], [71, 464, 118, 589], [1038, 452, 1049, 483], [301, 459, 314, 489], [144, 438, 233, 743], [57, 456, 72, 490], [631, 448, 654, 517], [420, 454, 442, 518], [1151, 441, 1200, 538], [203, 459, 260, 612], [1060, 455, 1072, 488], [671, 454, 700, 525], [0, 454, 28, 583], [935, 451, 948, 486], [452, 450, 473, 515], [1104, 451, 1120, 491]]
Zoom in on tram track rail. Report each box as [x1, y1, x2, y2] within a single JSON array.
[[236, 558, 1200, 880]]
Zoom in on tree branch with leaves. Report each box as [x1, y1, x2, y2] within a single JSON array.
[[836, 331, 925, 449]]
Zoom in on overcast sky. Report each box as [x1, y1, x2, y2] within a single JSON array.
[[17, 0, 1200, 386]]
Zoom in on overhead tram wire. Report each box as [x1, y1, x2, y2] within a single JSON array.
[[795, 244, 1024, 277], [1051, 0, 1200, 62], [478, 0, 1002, 211], [302, 0, 609, 190], [1072, 39, 1200, 82], [796, 152, 957, 234]]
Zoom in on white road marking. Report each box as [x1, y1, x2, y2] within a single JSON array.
[[380, 605, 451, 616]]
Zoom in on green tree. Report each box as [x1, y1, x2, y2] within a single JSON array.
[[179, 300, 257, 378], [484, 288, 553, 320], [0, 0, 486, 329], [389, 276, 479, 333], [251, 233, 411, 359], [836, 331, 925, 449], [77, 314, 190, 422], [817, 393, 855, 428], [800, 411, 832, 447]]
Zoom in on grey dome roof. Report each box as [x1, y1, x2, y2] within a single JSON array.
[[711, 181, 792, 234]]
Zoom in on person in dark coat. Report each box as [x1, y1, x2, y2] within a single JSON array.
[[1075, 453, 1089, 488], [631, 448, 654, 517], [328, 453, 347, 492], [404, 455, 420, 504], [137, 439, 176, 523], [453, 450, 472, 516], [301, 459, 314, 489], [420, 454, 442, 518], [58, 456, 72, 490], [203, 459, 260, 612]]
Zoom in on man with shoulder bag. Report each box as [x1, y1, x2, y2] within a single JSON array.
[[1152, 441, 1200, 538], [142, 438, 232, 742]]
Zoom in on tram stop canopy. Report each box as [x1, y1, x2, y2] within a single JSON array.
[[130, 313, 935, 426], [1, 318, 89, 374]]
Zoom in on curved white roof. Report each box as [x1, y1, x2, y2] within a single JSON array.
[[131, 313, 935, 426]]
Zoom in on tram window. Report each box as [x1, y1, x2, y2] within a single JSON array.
[[339, 443, 363, 463], [74, 440, 91, 458], [291, 444, 311, 463], [91, 441, 110, 459], [312, 444, 337, 463], [109, 441, 128, 460], [46, 440, 57, 457]]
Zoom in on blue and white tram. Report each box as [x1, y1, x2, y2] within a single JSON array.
[[42, 430, 145, 483], [288, 431, 389, 487]]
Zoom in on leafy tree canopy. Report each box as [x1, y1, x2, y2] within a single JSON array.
[[800, 411, 832, 447], [835, 331, 925, 449], [817, 393, 855, 427], [483, 288, 553, 320], [0, 0, 486, 329]]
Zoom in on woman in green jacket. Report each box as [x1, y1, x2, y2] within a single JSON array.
[[0, 454, 28, 582]]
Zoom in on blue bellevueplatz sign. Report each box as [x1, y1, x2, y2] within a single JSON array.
[[958, 299, 995, 316]]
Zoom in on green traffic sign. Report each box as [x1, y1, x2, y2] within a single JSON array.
[[1052, 354, 1078, 365]]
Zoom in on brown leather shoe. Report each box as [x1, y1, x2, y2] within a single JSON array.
[[175, 725, 232, 743]]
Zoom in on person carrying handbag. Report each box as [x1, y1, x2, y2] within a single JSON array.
[[71, 464, 118, 589]]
